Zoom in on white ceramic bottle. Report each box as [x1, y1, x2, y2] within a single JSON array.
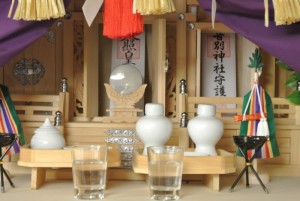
[[187, 104, 224, 156], [30, 118, 65, 149], [136, 103, 173, 154]]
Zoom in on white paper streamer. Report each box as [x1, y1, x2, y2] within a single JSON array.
[[82, 0, 104, 27]]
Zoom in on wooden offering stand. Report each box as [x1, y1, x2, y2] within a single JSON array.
[[18, 144, 121, 189], [101, 83, 147, 123], [132, 148, 236, 191]]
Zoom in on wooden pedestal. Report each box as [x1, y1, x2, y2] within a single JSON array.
[[132, 149, 236, 191], [18, 144, 121, 189]]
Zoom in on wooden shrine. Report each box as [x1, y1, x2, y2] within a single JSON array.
[[0, 1, 300, 189]]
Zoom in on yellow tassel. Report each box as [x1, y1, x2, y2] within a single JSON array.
[[8, 0, 66, 21], [19, 0, 26, 19], [134, 0, 176, 15], [272, 0, 300, 25], [35, 0, 41, 20], [39, 0, 48, 20], [29, 0, 36, 20], [50, 0, 59, 18], [57, 0, 66, 17], [25, 0, 33, 20], [12, 0, 21, 20]]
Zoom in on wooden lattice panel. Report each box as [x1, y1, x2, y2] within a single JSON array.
[[11, 94, 60, 122]]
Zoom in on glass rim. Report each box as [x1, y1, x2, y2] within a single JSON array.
[[69, 145, 112, 150], [147, 145, 184, 150], [147, 146, 184, 154]]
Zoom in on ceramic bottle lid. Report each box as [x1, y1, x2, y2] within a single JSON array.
[[197, 104, 216, 116], [145, 103, 164, 116], [34, 118, 61, 134]]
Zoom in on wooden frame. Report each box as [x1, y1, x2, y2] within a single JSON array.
[[11, 92, 69, 143]]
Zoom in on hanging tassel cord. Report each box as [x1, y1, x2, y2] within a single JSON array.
[[272, 0, 300, 25], [8, 0, 66, 21], [104, 0, 143, 39], [7, 0, 15, 18], [235, 80, 268, 122], [211, 0, 216, 29], [242, 84, 256, 121], [134, 0, 176, 15], [264, 0, 269, 27], [255, 84, 266, 120]]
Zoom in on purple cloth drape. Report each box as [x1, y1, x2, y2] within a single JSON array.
[[1, 0, 300, 72], [0, 0, 70, 67], [198, 0, 300, 72]]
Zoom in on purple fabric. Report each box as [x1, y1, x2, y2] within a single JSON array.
[[0, 0, 70, 67], [198, 0, 300, 72]]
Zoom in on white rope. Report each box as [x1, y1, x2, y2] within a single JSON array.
[[211, 0, 217, 29]]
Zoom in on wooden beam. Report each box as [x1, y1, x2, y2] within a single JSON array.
[[187, 0, 199, 5], [69, 12, 197, 24], [195, 22, 234, 33]]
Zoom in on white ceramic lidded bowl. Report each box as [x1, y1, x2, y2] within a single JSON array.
[[30, 118, 65, 149]]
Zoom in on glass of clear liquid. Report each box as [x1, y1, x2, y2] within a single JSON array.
[[72, 145, 109, 200], [147, 146, 184, 200]]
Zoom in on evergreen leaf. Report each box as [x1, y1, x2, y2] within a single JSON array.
[[248, 48, 264, 69], [276, 60, 294, 71], [286, 91, 300, 105]]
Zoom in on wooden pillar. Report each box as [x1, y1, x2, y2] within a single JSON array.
[[236, 37, 256, 96], [63, 18, 75, 120], [261, 49, 276, 97], [186, 28, 197, 97], [83, 21, 99, 118], [151, 19, 166, 105], [296, 106, 300, 125], [175, 0, 187, 119]]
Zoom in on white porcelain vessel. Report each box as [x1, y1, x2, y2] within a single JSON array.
[[136, 103, 173, 154], [187, 104, 224, 156], [30, 118, 65, 149]]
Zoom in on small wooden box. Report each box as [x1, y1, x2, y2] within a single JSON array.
[[132, 149, 236, 191]]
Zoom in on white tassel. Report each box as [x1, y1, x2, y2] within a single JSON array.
[[255, 83, 270, 137], [264, 0, 269, 27], [8, 0, 15, 18], [256, 117, 270, 136], [211, 0, 217, 29]]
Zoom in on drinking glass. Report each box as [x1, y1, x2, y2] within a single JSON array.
[[147, 146, 184, 200], [72, 145, 109, 200]]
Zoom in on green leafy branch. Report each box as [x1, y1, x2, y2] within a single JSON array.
[[248, 48, 264, 69], [276, 60, 300, 105]]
